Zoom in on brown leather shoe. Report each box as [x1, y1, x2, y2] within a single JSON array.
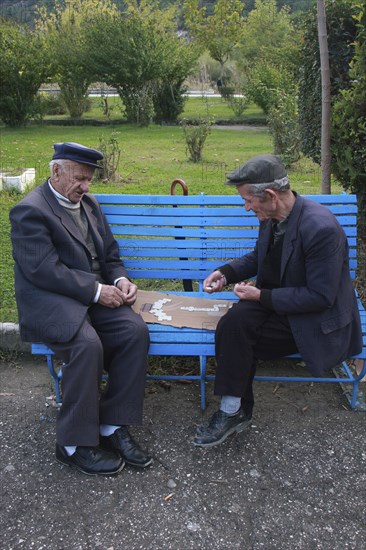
[[56, 444, 124, 476]]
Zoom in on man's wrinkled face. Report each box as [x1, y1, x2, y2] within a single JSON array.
[[52, 161, 95, 203], [237, 184, 277, 221]]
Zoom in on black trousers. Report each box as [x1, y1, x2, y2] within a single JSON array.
[[214, 301, 298, 416], [49, 304, 149, 447]]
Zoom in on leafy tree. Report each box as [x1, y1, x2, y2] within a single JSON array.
[[184, 0, 246, 82], [276, 0, 314, 13], [267, 91, 301, 166], [244, 62, 297, 115], [298, 0, 357, 164], [152, 37, 199, 123], [36, 0, 117, 118], [87, 0, 197, 126], [86, 3, 164, 125], [331, 2, 366, 283], [0, 0, 316, 27], [0, 17, 52, 126], [237, 0, 300, 75], [235, 0, 301, 142]]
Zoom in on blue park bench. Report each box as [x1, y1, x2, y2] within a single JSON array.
[[31, 193, 366, 410]]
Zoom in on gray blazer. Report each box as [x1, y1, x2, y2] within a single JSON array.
[[223, 194, 362, 376], [10, 181, 129, 343]]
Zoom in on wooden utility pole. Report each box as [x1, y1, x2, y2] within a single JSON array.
[[317, 0, 331, 193]]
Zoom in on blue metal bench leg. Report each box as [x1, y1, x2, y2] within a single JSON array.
[[350, 379, 360, 410], [351, 360, 366, 410], [200, 356, 207, 410], [46, 353, 62, 404], [336, 360, 366, 411]]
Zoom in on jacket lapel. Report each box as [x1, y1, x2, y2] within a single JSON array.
[[257, 221, 272, 266], [81, 196, 105, 259], [281, 195, 303, 278]]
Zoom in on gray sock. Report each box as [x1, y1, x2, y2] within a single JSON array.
[[220, 395, 241, 416], [64, 445, 76, 456], [100, 424, 120, 437]]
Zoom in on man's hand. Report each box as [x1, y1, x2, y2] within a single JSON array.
[[115, 278, 138, 305], [98, 284, 126, 308], [234, 282, 261, 301], [203, 271, 226, 293]]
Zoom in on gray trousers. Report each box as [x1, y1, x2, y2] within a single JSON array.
[[49, 304, 149, 446]]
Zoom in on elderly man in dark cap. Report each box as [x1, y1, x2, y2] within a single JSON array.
[[10, 142, 152, 475], [194, 154, 362, 448]]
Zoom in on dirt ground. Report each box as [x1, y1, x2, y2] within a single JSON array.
[[1, 353, 365, 550]]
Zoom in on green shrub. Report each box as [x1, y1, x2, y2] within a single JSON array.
[[121, 85, 155, 127], [181, 116, 213, 162], [219, 84, 235, 99], [267, 92, 301, 167], [225, 92, 250, 118], [245, 62, 296, 115], [0, 19, 53, 126], [97, 132, 121, 182], [331, 1, 366, 287], [153, 81, 188, 124], [59, 91, 92, 118], [37, 92, 67, 116]]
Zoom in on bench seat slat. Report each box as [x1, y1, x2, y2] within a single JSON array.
[[148, 343, 215, 355]]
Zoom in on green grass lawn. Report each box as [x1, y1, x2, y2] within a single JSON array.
[[178, 96, 267, 124], [46, 95, 267, 125], [1, 123, 331, 194], [0, 119, 344, 323]]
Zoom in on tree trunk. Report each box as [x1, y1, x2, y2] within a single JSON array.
[[317, 0, 331, 193]]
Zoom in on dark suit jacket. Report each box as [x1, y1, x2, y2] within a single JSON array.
[[10, 181, 129, 343], [220, 194, 362, 376]]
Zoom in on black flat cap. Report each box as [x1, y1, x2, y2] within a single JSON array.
[[52, 142, 103, 168], [225, 154, 286, 186]]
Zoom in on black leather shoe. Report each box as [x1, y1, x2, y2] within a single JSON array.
[[100, 426, 153, 468], [55, 444, 124, 476], [193, 409, 252, 448]]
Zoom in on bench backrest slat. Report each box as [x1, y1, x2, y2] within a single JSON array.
[[94, 194, 357, 283]]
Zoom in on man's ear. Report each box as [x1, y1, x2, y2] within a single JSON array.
[[52, 162, 61, 179], [264, 188, 277, 201]]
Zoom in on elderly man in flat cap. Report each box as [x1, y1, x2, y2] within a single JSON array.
[[194, 154, 362, 448], [10, 142, 152, 475]]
